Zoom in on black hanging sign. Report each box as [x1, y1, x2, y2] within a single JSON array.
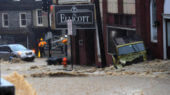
[[55, 4, 95, 29]]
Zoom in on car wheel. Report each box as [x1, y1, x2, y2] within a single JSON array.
[[29, 58, 35, 62]]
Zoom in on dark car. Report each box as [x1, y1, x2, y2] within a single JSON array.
[[0, 44, 35, 61]]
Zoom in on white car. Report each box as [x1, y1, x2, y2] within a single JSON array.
[[0, 44, 35, 61]]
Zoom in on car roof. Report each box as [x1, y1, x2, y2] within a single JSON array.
[[0, 44, 23, 47]]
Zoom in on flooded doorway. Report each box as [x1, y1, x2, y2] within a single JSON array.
[[166, 20, 170, 58], [77, 30, 95, 65]]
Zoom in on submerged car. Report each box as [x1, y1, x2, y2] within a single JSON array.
[[112, 37, 147, 68], [0, 44, 35, 61]]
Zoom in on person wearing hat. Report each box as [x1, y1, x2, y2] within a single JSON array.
[[38, 38, 47, 57]]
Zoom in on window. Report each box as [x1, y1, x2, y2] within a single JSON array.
[[150, 0, 158, 43], [0, 46, 11, 52], [107, 0, 118, 13], [2, 13, 9, 27], [36, 9, 43, 26], [107, 28, 127, 54], [123, 0, 136, 14], [114, 14, 133, 26], [19, 13, 27, 27]]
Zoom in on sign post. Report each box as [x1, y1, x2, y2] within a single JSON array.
[[67, 19, 73, 70]]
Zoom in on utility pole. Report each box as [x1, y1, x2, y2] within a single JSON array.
[[42, 0, 52, 57], [94, 0, 107, 68]]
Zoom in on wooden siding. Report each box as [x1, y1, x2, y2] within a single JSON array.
[[136, 0, 164, 59]]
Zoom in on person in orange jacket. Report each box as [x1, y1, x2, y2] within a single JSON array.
[[38, 38, 47, 57]]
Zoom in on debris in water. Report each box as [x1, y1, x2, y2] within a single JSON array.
[[11, 58, 22, 63], [30, 65, 40, 70], [31, 72, 88, 77], [3, 72, 37, 95]]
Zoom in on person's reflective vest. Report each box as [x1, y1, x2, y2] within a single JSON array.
[[38, 41, 47, 47]]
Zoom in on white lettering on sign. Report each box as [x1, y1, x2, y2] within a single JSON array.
[[60, 14, 90, 23]]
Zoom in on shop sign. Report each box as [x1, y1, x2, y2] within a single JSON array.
[[55, 4, 95, 29]]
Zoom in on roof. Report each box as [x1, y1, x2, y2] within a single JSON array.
[[0, 44, 23, 47], [0, 0, 42, 11]]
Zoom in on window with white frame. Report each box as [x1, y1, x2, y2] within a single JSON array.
[[107, 0, 118, 13], [2, 13, 9, 27], [123, 0, 136, 14], [36, 9, 43, 26], [150, 0, 158, 43], [19, 13, 27, 27]]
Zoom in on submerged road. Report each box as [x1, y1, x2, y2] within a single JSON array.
[[1, 58, 170, 95]]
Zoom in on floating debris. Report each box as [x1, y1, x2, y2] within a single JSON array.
[[4, 72, 37, 95], [31, 71, 88, 78]]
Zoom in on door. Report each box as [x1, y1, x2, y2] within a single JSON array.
[[77, 30, 95, 65], [78, 30, 87, 65], [166, 21, 170, 58], [0, 46, 11, 60]]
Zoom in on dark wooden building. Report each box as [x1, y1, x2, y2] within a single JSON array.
[[102, 0, 137, 65], [52, 0, 137, 66], [136, 0, 170, 59]]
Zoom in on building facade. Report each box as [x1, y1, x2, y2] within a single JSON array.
[[51, 0, 137, 66], [136, 0, 170, 59], [0, 0, 48, 51], [102, 0, 137, 65]]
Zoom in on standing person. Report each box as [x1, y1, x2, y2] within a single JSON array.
[[38, 38, 47, 57]]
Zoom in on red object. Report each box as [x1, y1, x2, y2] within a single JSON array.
[[62, 57, 67, 62], [50, 5, 53, 12], [62, 57, 67, 67]]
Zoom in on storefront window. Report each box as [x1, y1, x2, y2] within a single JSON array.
[[107, 28, 127, 54]]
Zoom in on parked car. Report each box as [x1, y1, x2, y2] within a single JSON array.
[[0, 44, 35, 61]]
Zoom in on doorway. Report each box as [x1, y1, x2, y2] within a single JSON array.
[[166, 20, 170, 58], [77, 30, 95, 65]]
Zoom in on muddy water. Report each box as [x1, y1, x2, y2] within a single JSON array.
[[1, 58, 170, 95], [26, 76, 170, 95]]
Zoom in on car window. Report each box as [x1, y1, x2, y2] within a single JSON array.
[[0, 46, 11, 52], [118, 43, 145, 56], [9, 45, 27, 51], [0, 47, 3, 51]]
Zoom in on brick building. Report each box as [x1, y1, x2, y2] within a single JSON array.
[[136, 0, 170, 59], [51, 0, 137, 66], [102, 0, 137, 65]]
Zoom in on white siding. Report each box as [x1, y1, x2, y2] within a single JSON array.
[[164, 0, 170, 14], [123, 0, 136, 14], [107, 0, 118, 13]]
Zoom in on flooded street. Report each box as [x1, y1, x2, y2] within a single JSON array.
[[1, 58, 170, 95], [26, 76, 170, 95]]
